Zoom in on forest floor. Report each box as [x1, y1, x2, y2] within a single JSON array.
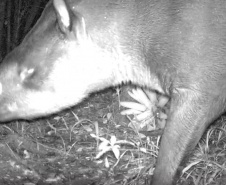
[[0, 86, 225, 185]]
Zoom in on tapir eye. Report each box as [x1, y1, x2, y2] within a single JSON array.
[[19, 68, 43, 90], [19, 68, 35, 81]]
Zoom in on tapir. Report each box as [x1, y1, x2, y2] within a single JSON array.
[[0, 0, 226, 184]]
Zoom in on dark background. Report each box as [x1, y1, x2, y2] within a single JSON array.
[[0, 0, 49, 61]]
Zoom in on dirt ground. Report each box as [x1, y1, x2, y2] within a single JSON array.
[[0, 86, 225, 185]]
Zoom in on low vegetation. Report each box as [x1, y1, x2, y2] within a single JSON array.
[[0, 86, 225, 185]]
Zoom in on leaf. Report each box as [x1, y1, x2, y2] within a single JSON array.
[[104, 157, 110, 168], [107, 113, 112, 120], [128, 89, 148, 106], [103, 119, 108, 124], [144, 89, 158, 104], [157, 119, 166, 129], [135, 110, 153, 121], [138, 133, 147, 138], [90, 134, 110, 144], [98, 140, 110, 150], [158, 112, 168, 120], [110, 135, 117, 145], [158, 95, 169, 107], [120, 102, 147, 111], [112, 145, 120, 159], [140, 147, 147, 153], [120, 109, 142, 115], [95, 147, 111, 159], [133, 88, 156, 107], [83, 125, 93, 132]]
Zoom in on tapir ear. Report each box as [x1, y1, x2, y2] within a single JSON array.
[[53, 0, 71, 33], [53, 0, 87, 40]]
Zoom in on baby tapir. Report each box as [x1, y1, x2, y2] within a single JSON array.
[[1, 0, 226, 184]]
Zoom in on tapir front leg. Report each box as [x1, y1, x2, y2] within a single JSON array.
[[151, 88, 225, 185]]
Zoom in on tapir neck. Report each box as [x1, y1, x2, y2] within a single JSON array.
[[78, 0, 167, 93], [83, 36, 162, 94]]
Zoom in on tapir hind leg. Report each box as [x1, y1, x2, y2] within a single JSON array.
[[151, 88, 226, 185]]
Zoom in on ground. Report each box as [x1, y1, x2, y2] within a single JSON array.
[[0, 86, 225, 185]]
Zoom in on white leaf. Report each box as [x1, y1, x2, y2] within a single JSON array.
[[120, 102, 147, 111], [104, 157, 110, 168], [158, 112, 168, 120], [158, 95, 169, 107], [112, 145, 120, 159], [110, 135, 117, 145], [83, 125, 93, 132], [140, 147, 147, 153], [120, 109, 142, 115], [144, 90, 158, 104], [95, 146, 111, 159], [133, 88, 154, 108], [135, 110, 153, 121], [98, 140, 110, 150]]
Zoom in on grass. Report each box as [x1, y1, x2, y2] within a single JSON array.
[[0, 86, 225, 185], [180, 118, 226, 185]]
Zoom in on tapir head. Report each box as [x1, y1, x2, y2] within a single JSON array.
[[0, 0, 118, 121]]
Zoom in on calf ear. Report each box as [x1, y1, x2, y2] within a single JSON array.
[[53, 0, 87, 41]]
